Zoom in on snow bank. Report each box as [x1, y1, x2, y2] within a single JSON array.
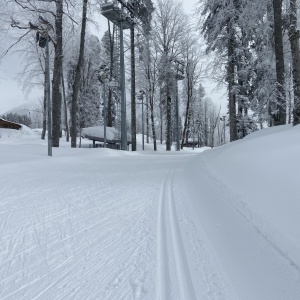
[[202, 124, 300, 269], [0, 125, 39, 142]]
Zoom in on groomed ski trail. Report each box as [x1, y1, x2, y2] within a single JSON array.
[[156, 167, 196, 300]]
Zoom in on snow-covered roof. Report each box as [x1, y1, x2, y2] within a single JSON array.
[[81, 126, 132, 143]]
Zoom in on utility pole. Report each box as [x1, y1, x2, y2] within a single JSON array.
[[103, 78, 107, 148], [119, 9, 127, 150], [175, 78, 180, 151], [142, 91, 145, 151], [142, 93, 144, 151], [97, 65, 110, 148], [137, 90, 145, 150]]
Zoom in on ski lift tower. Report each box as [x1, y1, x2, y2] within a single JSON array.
[[101, 1, 135, 150]]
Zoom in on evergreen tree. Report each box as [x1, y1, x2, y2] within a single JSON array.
[[79, 35, 101, 129], [101, 28, 119, 127], [67, 34, 101, 132], [288, 0, 300, 125], [272, 0, 286, 125]]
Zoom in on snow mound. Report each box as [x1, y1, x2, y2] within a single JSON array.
[[0, 125, 39, 142], [202, 124, 300, 269], [242, 124, 293, 142]]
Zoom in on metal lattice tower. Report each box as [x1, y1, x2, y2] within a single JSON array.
[[101, 0, 135, 150]]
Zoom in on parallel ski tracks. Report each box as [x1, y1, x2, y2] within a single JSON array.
[[156, 168, 196, 300], [0, 175, 156, 299]]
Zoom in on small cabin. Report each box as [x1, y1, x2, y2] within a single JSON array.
[[0, 118, 22, 130]]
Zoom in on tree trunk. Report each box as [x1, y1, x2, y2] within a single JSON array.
[[166, 84, 172, 151], [160, 87, 163, 144], [146, 35, 156, 151], [228, 28, 238, 142], [204, 103, 208, 146], [131, 27, 136, 151], [71, 0, 88, 148], [52, 0, 63, 147], [181, 99, 190, 149], [289, 0, 300, 125], [273, 0, 286, 125], [150, 85, 157, 151], [61, 65, 69, 142], [181, 70, 192, 149], [146, 93, 149, 143], [211, 107, 221, 148], [41, 71, 47, 140]]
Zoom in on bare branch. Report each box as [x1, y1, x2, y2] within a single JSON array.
[[0, 30, 31, 60], [14, 0, 56, 18]]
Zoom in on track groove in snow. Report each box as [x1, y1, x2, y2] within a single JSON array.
[[182, 154, 300, 300], [156, 167, 196, 300]]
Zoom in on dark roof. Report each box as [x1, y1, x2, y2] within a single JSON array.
[[0, 118, 22, 130]]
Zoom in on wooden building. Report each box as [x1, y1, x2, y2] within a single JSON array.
[[0, 118, 22, 130]]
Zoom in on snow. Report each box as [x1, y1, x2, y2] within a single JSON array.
[[201, 124, 300, 270], [0, 125, 300, 299], [81, 126, 132, 142]]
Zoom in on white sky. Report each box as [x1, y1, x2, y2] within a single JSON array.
[[0, 0, 226, 115]]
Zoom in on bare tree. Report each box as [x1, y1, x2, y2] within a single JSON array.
[[61, 62, 69, 141], [181, 33, 202, 149], [210, 106, 221, 148], [136, 31, 159, 151], [128, 0, 154, 151], [153, 0, 187, 150]]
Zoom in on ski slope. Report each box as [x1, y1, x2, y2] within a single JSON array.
[[0, 126, 299, 299]]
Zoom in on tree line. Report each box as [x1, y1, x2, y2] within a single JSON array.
[[1, 113, 32, 127], [1, 0, 297, 150], [200, 0, 300, 141]]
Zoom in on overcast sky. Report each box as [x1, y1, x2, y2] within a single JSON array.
[[0, 0, 226, 115]]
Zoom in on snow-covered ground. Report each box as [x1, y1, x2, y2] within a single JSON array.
[[0, 125, 299, 299]]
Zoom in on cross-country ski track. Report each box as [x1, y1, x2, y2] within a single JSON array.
[[1, 128, 300, 299], [156, 167, 196, 300]]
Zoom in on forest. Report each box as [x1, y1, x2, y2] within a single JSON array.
[[1, 0, 299, 150]]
